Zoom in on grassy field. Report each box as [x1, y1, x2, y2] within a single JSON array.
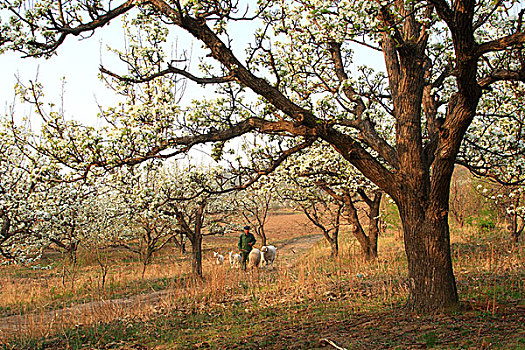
[[0, 211, 524, 349]]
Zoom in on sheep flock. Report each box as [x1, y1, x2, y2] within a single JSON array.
[[214, 245, 278, 269]]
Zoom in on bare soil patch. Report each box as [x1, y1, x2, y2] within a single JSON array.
[[263, 304, 525, 349]]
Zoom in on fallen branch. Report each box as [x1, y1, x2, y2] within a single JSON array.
[[320, 338, 348, 350]]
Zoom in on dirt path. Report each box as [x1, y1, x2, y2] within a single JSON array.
[[274, 233, 324, 267], [0, 231, 324, 334], [0, 290, 172, 334]]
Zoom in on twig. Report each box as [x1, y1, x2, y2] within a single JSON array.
[[320, 338, 348, 350]]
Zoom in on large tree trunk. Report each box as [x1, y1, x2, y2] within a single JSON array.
[[399, 193, 458, 312]]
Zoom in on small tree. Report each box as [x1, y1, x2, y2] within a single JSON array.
[[161, 165, 236, 277], [280, 179, 344, 257], [35, 181, 100, 265], [0, 119, 57, 263], [108, 164, 179, 277], [458, 80, 525, 242], [279, 144, 383, 260], [233, 177, 275, 247]]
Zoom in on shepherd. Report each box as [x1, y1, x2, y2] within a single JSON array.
[[238, 225, 256, 270]]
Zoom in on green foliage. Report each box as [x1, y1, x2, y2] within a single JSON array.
[[477, 216, 496, 231], [381, 197, 402, 234], [420, 332, 439, 347]]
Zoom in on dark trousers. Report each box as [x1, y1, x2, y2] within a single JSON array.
[[240, 251, 250, 269]]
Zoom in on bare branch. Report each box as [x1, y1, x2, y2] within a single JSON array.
[[18, 0, 136, 57], [99, 65, 236, 85], [204, 136, 318, 195], [473, 0, 504, 30]]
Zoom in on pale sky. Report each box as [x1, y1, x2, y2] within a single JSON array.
[[0, 14, 384, 129], [1, 20, 124, 125]]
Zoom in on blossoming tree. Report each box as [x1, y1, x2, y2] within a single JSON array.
[[278, 142, 382, 259], [458, 80, 525, 242], [3, 0, 525, 311]]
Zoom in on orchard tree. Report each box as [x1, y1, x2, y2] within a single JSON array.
[[34, 181, 100, 264], [280, 175, 345, 258], [279, 143, 383, 259], [161, 165, 236, 277], [1, 117, 101, 265], [506, 187, 525, 242], [0, 119, 51, 263], [458, 80, 525, 242], [107, 163, 181, 277], [81, 189, 123, 289], [3, 0, 525, 312], [449, 166, 477, 227], [232, 176, 275, 247], [474, 180, 525, 242]]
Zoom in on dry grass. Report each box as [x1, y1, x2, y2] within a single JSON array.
[[0, 211, 524, 347]]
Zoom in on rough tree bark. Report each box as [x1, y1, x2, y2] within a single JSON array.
[[190, 231, 203, 277], [171, 201, 206, 278]]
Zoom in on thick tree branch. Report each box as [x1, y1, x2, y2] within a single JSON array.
[[66, 118, 316, 185], [476, 32, 525, 58], [380, 33, 401, 100], [327, 41, 399, 169], [320, 127, 401, 200], [142, 1, 400, 199], [478, 69, 525, 88], [426, 0, 454, 25], [377, 4, 407, 50], [335, 118, 399, 170], [327, 41, 366, 117], [148, 0, 316, 125]]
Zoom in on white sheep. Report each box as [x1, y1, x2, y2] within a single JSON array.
[[248, 248, 261, 269], [213, 251, 224, 265], [260, 245, 277, 268], [228, 251, 242, 268]]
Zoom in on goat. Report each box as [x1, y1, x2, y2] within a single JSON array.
[[228, 251, 241, 268], [213, 251, 224, 265]]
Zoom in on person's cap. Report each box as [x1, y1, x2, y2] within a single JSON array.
[[243, 225, 250, 230]]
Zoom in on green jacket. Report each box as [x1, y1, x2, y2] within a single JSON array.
[[238, 232, 256, 252]]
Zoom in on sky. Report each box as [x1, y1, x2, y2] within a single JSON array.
[[0, 8, 385, 132], [1, 18, 130, 125]]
